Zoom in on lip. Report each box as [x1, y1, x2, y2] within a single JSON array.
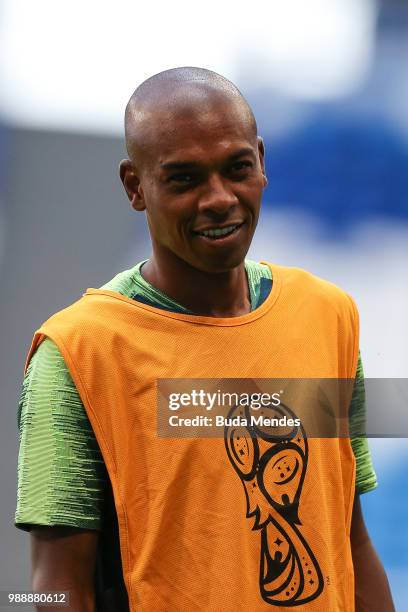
[[192, 221, 244, 234], [192, 222, 245, 245]]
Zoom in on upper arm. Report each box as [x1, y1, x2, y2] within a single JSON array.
[[350, 494, 370, 549], [350, 495, 395, 611], [16, 337, 106, 531], [31, 527, 99, 611]]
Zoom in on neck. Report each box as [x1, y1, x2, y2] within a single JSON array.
[[141, 252, 251, 317]]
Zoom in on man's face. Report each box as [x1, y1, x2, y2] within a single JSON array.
[[124, 98, 267, 274]]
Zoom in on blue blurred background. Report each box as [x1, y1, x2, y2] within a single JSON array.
[[0, 0, 407, 608]]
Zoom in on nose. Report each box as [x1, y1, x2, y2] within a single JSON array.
[[198, 172, 239, 216]]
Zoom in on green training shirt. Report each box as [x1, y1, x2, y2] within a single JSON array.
[[15, 260, 377, 531]]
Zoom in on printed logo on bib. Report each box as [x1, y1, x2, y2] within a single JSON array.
[[225, 402, 324, 606]]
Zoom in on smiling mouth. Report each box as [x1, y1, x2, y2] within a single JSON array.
[[194, 223, 244, 240]]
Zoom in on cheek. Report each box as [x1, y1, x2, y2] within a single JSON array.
[[145, 201, 190, 244], [241, 185, 263, 219], [240, 172, 264, 197]]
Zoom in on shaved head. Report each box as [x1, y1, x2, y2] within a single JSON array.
[[124, 67, 257, 163], [119, 66, 267, 280]]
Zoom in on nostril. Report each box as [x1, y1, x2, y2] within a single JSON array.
[[282, 494, 290, 505]]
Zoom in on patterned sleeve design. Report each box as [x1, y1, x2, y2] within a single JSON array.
[[16, 338, 107, 530], [349, 352, 378, 495]]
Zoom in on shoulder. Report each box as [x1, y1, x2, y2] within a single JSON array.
[[266, 262, 358, 317], [40, 264, 145, 331], [99, 262, 143, 297]]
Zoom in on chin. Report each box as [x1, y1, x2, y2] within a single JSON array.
[[195, 250, 249, 275]]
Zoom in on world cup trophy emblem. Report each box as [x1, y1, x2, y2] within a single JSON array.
[[224, 401, 324, 607]]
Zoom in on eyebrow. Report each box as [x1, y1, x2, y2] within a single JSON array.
[[160, 161, 197, 171], [160, 147, 256, 171]]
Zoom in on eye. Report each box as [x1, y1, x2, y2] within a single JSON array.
[[168, 173, 194, 184], [230, 161, 253, 173]]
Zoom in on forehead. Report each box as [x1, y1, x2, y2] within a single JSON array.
[[130, 90, 257, 166]]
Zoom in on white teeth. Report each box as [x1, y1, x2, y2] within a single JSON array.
[[200, 224, 238, 238]]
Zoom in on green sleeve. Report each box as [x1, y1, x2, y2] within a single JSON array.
[[16, 338, 107, 530], [349, 352, 378, 495]]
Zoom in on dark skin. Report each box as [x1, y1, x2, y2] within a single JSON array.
[[120, 83, 267, 317], [30, 75, 394, 611], [351, 497, 395, 611], [31, 527, 97, 612]]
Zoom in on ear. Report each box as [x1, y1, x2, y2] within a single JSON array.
[[257, 137, 268, 187], [119, 159, 146, 211]]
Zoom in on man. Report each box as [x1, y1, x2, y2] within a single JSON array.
[[16, 67, 394, 611]]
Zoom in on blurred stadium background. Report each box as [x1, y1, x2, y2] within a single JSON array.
[[0, 0, 407, 608]]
